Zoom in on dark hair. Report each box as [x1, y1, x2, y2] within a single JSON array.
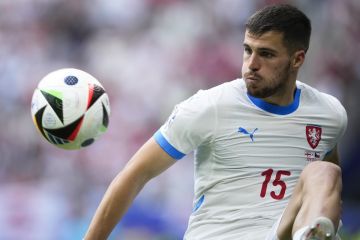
[[245, 4, 311, 53]]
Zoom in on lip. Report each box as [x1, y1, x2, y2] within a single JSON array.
[[245, 76, 260, 82]]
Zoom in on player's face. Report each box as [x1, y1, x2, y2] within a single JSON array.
[[242, 30, 298, 100]]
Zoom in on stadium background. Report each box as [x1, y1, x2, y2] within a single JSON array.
[[0, 0, 359, 239]]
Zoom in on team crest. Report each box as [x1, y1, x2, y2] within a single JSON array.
[[306, 125, 322, 149]]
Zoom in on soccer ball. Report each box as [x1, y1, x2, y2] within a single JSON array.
[[31, 68, 110, 150]]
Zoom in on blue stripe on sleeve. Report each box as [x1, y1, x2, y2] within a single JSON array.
[[154, 130, 185, 160]]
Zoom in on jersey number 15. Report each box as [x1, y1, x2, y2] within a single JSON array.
[[260, 168, 291, 200]]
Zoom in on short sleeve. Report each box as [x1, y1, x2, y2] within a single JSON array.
[[334, 99, 348, 141], [154, 90, 217, 160], [327, 94, 348, 150]]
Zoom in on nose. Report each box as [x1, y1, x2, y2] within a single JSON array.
[[247, 54, 260, 72]]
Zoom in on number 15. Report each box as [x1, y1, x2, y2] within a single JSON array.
[[260, 168, 291, 200]]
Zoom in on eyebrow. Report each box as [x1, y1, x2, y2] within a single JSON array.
[[243, 43, 278, 54]]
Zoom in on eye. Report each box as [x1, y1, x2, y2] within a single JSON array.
[[244, 46, 252, 55], [260, 51, 275, 58]]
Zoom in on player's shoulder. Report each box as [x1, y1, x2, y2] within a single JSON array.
[[199, 78, 242, 96], [297, 80, 347, 118], [181, 79, 243, 106]]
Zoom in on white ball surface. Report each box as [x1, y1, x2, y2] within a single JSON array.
[[31, 68, 110, 150]]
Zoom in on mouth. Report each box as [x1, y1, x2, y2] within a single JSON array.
[[244, 76, 261, 85], [244, 72, 260, 78], [246, 77, 258, 81], [244, 72, 261, 81]]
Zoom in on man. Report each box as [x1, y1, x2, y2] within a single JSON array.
[[84, 4, 347, 240]]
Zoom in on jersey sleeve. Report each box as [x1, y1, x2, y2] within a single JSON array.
[[327, 94, 348, 150], [154, 89, 217, 160], [334, 98, 348, 141]]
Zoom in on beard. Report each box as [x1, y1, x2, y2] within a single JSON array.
[[244, 61, 292, 99]]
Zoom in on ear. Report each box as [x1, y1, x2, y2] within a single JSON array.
[[292, 50, 305, 68]]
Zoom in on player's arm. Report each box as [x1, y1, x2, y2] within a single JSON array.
[[323, 145, 340, 165], [83, 137, 177, 240]]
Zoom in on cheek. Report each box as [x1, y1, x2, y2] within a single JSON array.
[[241, 64, 246, 76], [241, 55, 252, 73], [266, 61, 288, 75], [271, 65, 281, 75]]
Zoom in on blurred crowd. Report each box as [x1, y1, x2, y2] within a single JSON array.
[[0, 0, 359, 239]]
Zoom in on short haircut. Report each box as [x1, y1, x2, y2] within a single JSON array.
[[245, 4, 311, 53]]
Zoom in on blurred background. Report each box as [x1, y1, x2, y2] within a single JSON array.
[[0, 0, 359, 239]]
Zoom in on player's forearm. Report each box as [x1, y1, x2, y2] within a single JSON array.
[[84, 170, 148, 240], [84, 138, 176, 240]]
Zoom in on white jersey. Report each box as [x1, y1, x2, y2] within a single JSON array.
[[154, 79, 347, 240]]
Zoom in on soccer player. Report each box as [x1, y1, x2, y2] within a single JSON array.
[[84, 4, 347, 240]]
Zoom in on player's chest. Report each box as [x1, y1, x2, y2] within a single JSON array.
[[212, 112, 336, 165]]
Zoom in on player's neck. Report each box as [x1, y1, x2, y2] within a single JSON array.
[[262, 82, 297, 106]]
